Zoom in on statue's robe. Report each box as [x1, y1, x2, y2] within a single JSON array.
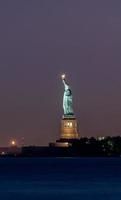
[[63, 82, 74, 116]]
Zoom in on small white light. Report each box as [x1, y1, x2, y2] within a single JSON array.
[[61, 74, 66, 80]]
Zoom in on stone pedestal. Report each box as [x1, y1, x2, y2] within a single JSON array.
[[61, 115, 79, 139], [49, 115, 79, 147]]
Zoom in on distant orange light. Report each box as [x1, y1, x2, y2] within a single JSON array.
[[12, 141, 15, 145], [10, 140, 17, 146]]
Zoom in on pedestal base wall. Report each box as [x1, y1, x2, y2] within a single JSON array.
[[61, 116, 79, 139]]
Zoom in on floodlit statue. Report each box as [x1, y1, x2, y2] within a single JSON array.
[[61, 74, 74, 116]]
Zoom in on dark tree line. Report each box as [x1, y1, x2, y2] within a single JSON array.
[[70, 136, 121, 156]]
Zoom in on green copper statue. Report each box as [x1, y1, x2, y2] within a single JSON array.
[[61, 74, 74, 116]]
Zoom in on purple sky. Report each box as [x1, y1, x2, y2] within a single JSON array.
[[0, 0, 121, 146]]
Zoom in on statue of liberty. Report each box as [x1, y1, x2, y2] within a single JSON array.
[[61, 74, 74, 116]]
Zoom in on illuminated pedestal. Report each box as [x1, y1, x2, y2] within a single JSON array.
[[61, 116, 79, 139], [49, 115, 79, 147]]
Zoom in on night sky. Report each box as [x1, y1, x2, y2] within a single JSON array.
[[0, 0, 121, 146]]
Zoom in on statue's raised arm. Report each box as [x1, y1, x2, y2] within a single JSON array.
[[61, 74, 74, 116], [61, 74, 69, 91]]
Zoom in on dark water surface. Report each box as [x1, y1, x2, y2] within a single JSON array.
[[0, 158, 121, 200]]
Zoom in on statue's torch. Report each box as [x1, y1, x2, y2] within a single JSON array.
[[61, 74, 66, 80]]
